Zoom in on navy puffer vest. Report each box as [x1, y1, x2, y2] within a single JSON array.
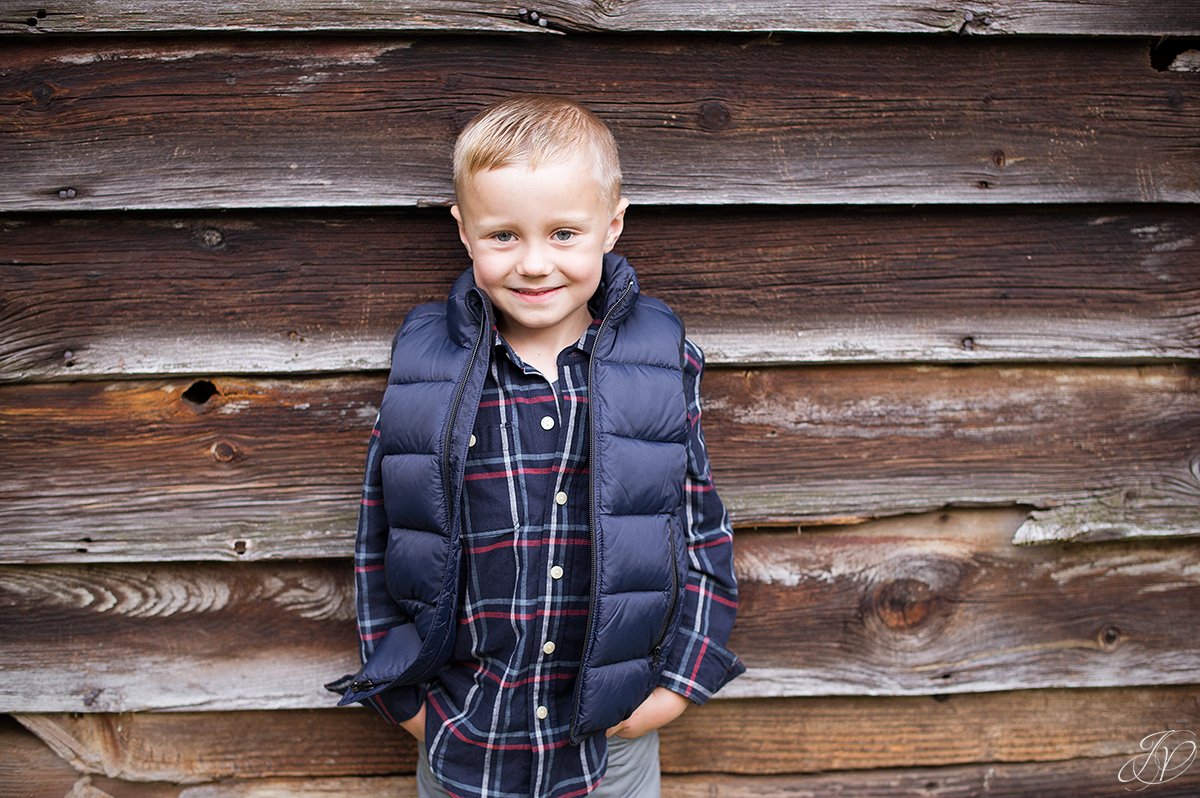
[[333, 252, 690, 743]]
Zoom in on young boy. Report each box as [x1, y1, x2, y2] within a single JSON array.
[[326, 94, 746, 798]]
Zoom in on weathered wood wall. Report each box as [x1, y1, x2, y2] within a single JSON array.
[[2, 2, 1198, 795]]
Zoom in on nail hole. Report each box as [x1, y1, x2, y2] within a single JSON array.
[[233, 540, 247, 555], [182, 380, 219, 405]]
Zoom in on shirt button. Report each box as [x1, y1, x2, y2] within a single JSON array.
[[550, 565, 564, 579], [541, 415, 555, 430], [469, 433, 477, 447], [554, 491, 568, 505], [543, 640, 556, 654], [536, 705, 548, 720]]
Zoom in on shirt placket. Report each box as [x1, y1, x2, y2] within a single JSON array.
[[530, 365, 568, 749]]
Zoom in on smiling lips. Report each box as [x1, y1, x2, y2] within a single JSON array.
[[512, 286, 562, 297]]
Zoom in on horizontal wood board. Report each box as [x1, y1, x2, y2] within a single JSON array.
[[1, 1, 1199, 35], [2, 206, 1198, 381], [2, 363, 1196, 562], [9, 685, 1200, 779], [7, 700, 1200, 797], [1, 509, 1198, 713], [2, 34, 1198, 209]]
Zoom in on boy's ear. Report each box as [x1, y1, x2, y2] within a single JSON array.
[[603, 196, 630, 253], [450, 204, 472, 259]]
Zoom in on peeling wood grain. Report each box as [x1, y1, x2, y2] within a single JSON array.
[[1, 206, 1197, 381], [0, 364, 1196, 563], [0, 1, 1197, 35], [1, 509, 1198, 713], [2, 35, 1197, 209], [10, 685, 1200, 782]]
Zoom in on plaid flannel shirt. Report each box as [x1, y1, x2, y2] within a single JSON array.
[[352, 315, 743, 798]]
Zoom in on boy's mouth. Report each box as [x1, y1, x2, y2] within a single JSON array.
[[511, 286, 562, 297]]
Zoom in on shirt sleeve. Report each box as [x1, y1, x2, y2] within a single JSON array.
[[352, 411, 428, 724], [657, 338, 748, 704]]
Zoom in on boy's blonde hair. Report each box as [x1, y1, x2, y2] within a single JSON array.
[[453, 94, 622, 210]]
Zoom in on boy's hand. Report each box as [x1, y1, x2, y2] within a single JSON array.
[[605, 686, 690, 739], [400, 704, 426, 743]]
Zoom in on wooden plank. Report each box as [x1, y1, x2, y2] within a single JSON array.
[[1, 1, 1197, 36], [0, 715, 83, 798], [2, 206, 1197, 382], [0, 558, 358, 714], [660, 756, 1200, 797], [20, 759, 1200, 798], [12, 685, 1200, 778], [2, 510, 1198, 712], [35, 759, 1200, 798], [1, 363, 1197, 564], [704, 362, 1200, 543], [13, 707, 418, 781], [729, 510, 1200, 697], [2, 35, 1197, 209]]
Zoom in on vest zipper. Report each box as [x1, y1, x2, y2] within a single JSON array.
[[569, 276, 635, 745], [444, 291, 491, 534], [650, 517, 680, 668]]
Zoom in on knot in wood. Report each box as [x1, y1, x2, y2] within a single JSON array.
[[860, 555, 972, 651], [197, 227, 224, 249], [212, 441, 239, 463], [698, 101, 732, 131], [875, 577, 936, 631], [30, 82, 57, 106]]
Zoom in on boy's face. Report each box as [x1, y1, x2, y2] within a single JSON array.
[[451, 155, 629, 349]]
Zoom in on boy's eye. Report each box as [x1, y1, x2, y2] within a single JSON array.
[[493, 231, 515, 243], [552, 230, 576, 242]]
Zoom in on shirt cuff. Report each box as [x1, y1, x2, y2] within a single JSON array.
[[657, 634, 747, 705], [363, 681, 428, 725]]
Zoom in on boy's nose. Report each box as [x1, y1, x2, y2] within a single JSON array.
[[517, 245, 554, 276]]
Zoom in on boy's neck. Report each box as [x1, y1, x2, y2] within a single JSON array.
[[496, 312, 590, 370]]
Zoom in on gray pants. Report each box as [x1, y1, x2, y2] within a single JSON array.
[[417, 729, 661, 798]]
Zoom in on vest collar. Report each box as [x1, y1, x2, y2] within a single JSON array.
[[445, 252, 640, 348]]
